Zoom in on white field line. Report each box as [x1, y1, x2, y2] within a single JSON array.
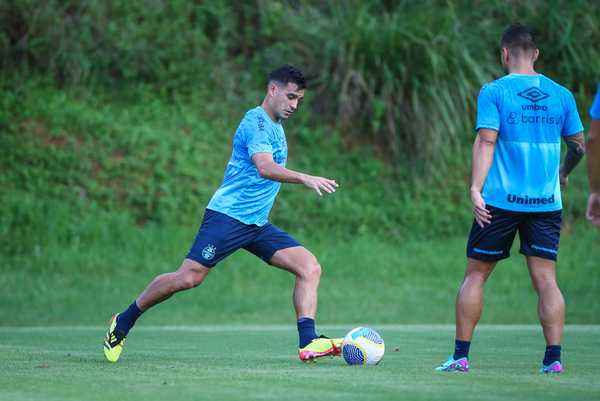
[[0, 324, 599, 333]]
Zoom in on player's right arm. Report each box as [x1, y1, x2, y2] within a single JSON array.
[[471, 129, 497, 227], [252, 152, 338, 196]]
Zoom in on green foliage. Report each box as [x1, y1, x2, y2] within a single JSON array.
[[0, 0, 240, 91], [0, 2, 598, 254], [1, 77, 479, 240], [0, 77, 593, 247], [268, 0, 600, 170], [3, 1, 600, 168]]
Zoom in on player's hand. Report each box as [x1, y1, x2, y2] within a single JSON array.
[[586, 192, 600, 228], [301, 175, 338, 196], [470, 189, 491, 227], [559, 171, 569, 188]]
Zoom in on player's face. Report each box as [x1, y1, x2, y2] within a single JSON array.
[[268, 82, 304, 120]]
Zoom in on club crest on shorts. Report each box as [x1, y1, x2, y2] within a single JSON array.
[[202, 244, 216, 260]]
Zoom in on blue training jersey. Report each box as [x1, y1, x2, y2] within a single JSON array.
[[207, 106, 287, 226], [591, 83, 600, 119], [476, 74, 583, 212]]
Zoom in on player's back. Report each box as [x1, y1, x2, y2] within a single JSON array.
[[490, 74, 573, 142], [477, 74, 582, 212]]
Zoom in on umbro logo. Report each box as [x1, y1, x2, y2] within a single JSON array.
[[517, 87, 550, 103]]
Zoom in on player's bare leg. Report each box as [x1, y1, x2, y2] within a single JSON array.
[[527, 256, 564, 344], [269, 246, 341, 361], [137, 258, 211, 310], [456, 258, 497, 341], [104, 259, 210, 362], [436, 258, 497, 371], [269, 246, 320, 319], [527, 256, 565, 372]]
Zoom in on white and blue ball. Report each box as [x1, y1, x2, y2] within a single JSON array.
[[342, 327, 385, 366]]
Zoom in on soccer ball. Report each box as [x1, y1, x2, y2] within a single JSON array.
[[342, 327, 385, 366]]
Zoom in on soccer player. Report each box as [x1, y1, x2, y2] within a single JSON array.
[[435, 24, 585, 374], [586, 84, 600, 227], [104, 65, 343, 363]]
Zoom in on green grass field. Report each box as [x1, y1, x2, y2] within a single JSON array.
[[2, 227, 599, 326], [1, 325, 599, 401], [3, 3, 600, 400]]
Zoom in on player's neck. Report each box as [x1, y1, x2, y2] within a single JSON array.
[[260, 101, 279, 123], [507, 62, 537, 75]]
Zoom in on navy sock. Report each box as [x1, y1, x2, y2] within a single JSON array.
[[453, 339, 471, 360], [543, 345, 561, 366], [297, 317, 318, 348], [115, 301, 143, 336]]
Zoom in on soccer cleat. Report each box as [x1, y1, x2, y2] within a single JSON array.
[[435, 356, 469, 372], [540, 361, 563, 374], [331, 337, 343, 354], [298, 335, 342, 362], [103, 314, 126, 362]]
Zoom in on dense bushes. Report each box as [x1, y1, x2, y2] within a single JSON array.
[[1, 1, 598, 241], [3, 1, 599, 165]]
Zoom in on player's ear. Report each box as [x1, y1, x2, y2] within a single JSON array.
[[267, 82, 278, 98], [532, 48, 539, 63], [500, 47, 509, 66]]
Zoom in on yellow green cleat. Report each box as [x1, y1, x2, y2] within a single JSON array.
[[331, 337, 343, 351], [298, 335, 343, 362], [103, 314, 126, 363]]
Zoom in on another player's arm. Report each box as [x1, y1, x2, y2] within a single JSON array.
[[587, 119, 600, 226], [559, 132, 585, 186], [470, 128, 498, 227], [252, 152, 338, 196], [587, 119, 600, 192]]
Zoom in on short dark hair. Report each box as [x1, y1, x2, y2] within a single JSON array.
[[501, 23, 537, 54], [268, 65, 306, 90]]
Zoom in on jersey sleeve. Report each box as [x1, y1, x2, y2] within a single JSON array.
[[475, 84, 500, 132], [590, 83, 600, 120], [244, 113, 273, 157], [562, 90, 584, 136]]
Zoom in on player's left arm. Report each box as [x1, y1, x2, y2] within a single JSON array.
[[252, 152, 338, 196], [559, 132, 585, 186]]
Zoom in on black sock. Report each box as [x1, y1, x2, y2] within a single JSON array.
[[115, 301, 143, 336], [453, 339, 471, 360], [297, 317, 318, 348], [543, 345, 561, 366]]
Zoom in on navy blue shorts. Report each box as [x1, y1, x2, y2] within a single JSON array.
[[186, 209, 301, 268], [466, 205, 562, 262]]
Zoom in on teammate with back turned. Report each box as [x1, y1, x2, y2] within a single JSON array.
[[435, 24, 585, 374], [103, 65, 343, 363]]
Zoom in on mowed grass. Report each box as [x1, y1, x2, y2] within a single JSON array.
[[0, 325, 598, 401]]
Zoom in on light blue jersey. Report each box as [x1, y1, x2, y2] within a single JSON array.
[[591, 83, 600, 119], [207, 106, 287, 226], [476, 74, 583, 212]]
